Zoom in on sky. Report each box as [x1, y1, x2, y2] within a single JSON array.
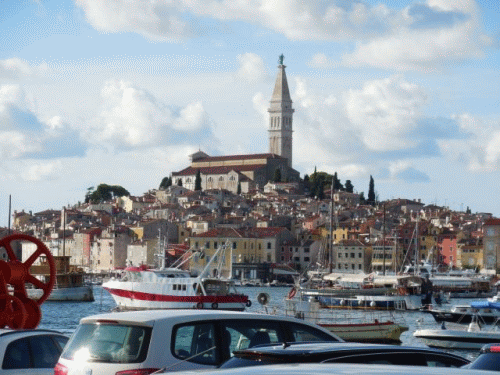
[[0, 0, 500, 226]]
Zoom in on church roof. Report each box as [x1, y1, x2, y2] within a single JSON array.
[[271, 64, 292, 103], [193, 153, 285, 163], [172, 164, 265, 176]]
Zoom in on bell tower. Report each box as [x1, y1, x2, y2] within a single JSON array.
[[268, 54, 294, 168]]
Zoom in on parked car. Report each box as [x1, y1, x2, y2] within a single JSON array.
[[153, 363, 494, 375], [464, 343, 500, 371], [216, 342, 470, 369], [55, 309, 342, 375], [0, 328, 68, 374]]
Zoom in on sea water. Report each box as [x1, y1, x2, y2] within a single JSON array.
[[38, 286, 479, 360]]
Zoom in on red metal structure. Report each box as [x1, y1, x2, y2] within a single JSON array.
[[0, 234, 55, 329]]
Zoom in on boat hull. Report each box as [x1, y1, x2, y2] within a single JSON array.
[[427, 309, 500, 324], [414, 328, 500, 350], [320, 321, 408, 345], [27, 285, 94, 302], [103, 280, 249, 311]]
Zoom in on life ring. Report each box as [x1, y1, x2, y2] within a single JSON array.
[[212, 302, 218, 309], [288, 287, 297, 299], [246, 300, 252, 307], [196, 302, 204, 309], [257, 293, 270, 306]]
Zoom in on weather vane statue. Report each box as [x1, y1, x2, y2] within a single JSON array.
[[279, 54, 284, 65]]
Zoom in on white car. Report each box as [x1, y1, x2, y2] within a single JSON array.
[[0, 329, 68, 374], [55, 309, 342, 375]]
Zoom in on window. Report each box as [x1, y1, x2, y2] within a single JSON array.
[[304, 248, 310, 253], [232, 242, 237, 250], [173, 323, 216, 365], [350, 253, 355, 258], [304, 257, 310, 262], [267, 242, 272, 249], [3, 338, 30, 369], [358, 253, 362, 258]]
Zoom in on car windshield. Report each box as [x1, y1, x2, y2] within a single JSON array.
[[467, 353, 499, 371], [60, 323, 151, 363]]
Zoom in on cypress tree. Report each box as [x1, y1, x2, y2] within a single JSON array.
[[367, 175, 376, 205], [194, 170, 202, 191]]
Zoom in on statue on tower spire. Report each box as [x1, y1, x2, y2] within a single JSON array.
[[279, 54, 284, 65]]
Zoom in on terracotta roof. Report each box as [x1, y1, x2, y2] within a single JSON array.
[[194, 153, 284, 163], [194, 227, 287, 238], [172, 164, 265, 176], [484, 219, 500, 226]]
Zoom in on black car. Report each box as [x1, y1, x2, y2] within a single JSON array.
[[464, 343, 500, 371], [219, 342, 470, 369]]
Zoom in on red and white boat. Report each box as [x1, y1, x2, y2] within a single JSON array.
[[103, 244, 250, 311]]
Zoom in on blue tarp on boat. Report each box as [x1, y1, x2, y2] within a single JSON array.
[[470, 301, 500, 309]]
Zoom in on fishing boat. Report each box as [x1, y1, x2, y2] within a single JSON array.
[[102, 243, 250, 311], [265, 288, 409, 345], [415, 301, 500, 350], [28, 255, 94, 302], [426, 302, 500, 325]]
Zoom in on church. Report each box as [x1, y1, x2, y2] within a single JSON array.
[[171, 56, 301, 193]]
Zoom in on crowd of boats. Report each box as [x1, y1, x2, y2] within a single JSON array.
[[25, 240, 500, 352]]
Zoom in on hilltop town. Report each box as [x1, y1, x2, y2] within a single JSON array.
[[3, 57, 500, 282], [5, 183, 500, 283]]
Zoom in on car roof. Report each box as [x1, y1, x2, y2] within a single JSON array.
[[0, 329, 67, 338], [165, 362, 492, 375], [233, 342, 464, 357], [79, 309, 329, 327]]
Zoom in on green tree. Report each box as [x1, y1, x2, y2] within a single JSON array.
[[332, 172, 343, 191], [303, 174, 310, 193], [273, 168, 282, 182], [159, 176, 172, 189], [359, 192, 366, 204], [194, 170, 202, 191], [85, 184, 130, 203], [345, 180, 354, 193], [367, 175, 376, 206]]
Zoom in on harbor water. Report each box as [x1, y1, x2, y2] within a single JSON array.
[[39, 286, 483, 361]]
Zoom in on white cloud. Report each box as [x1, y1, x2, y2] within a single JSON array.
[[341, 0, 492, 71], [345, 75, 426, 151], [0, 58, 50, 79], [307, 53, 335, 69], [236, 53, 268, 81], [86, 80, 214, 149], [440, 114, 500, 172], [20, 161, 62, 181], [172, 102, 206, 131]]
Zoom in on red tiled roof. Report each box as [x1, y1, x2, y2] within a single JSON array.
[[194, 153, 284, 162], [194, 227, 287, 238], [484, 219, 500, 226], [172, 164, 265, 176]]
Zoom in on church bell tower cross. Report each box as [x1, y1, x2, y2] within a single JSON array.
[[268, 54, 294, 168]]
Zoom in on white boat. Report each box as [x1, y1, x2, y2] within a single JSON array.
[[267, 289, 409, 345], [415, 301, 500, 350], [103, 243, 250, 311]]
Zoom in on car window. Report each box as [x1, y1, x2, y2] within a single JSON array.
[[173, 322, 217, 366], [3, 338, 30, 369], [424, 354, 468, 367], [223, 320, 283, 352], [53, 335, 69, 351], [285, 322, 338, 342], [61, 323, 151, 364], [30, 335, 62, 368], [465, 354, 497, 371]]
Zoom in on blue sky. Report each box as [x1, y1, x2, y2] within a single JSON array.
[[0, 0, 499, 226]]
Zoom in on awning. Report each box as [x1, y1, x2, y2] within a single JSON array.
[[272, 269, 299, 275]]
